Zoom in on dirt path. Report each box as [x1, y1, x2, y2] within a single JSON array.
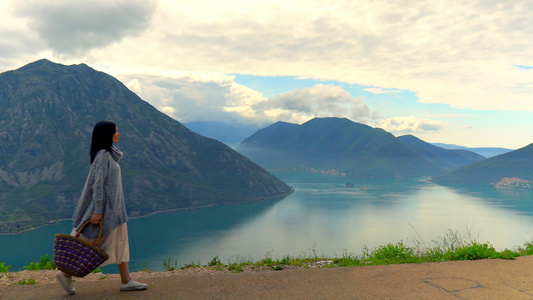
[[3, 256, 533, 299]]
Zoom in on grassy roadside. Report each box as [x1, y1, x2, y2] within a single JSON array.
[[167, 227, 533, 273], [3, 228, 533, 279], [184, 231, 531, 273]]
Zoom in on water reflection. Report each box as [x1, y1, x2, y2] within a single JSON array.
[[2, 173, 533, 273], [438, 184, 533, 216], [130, 174, 533, 272]]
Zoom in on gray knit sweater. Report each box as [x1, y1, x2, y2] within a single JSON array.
[[72, 146, 128, 239]]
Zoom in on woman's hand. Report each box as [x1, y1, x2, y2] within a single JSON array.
[[90, 214, 103, 225]]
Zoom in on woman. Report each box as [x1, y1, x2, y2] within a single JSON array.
[[56, 121, 147, 294]]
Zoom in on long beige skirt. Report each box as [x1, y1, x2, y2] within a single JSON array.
[[70, 223, 130, 267]]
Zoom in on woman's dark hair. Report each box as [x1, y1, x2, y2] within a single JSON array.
[[90, 120, 116, 163]]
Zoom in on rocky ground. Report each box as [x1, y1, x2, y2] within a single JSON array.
[[4, 257, 533, 299], [0, 260, 335, 287]]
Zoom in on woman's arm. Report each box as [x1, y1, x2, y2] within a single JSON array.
[[91, 152, 110, 218]]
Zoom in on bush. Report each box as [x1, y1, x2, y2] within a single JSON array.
[[24, 255, 54, 270], [208, 256, 221, 267], [368, 242, 418, 265], [499, 249, 520, 260], [447, 243, 489, 260], [228, 263, 243, 273], [0, 262, 11, 273], [519, 242, 533, 256]]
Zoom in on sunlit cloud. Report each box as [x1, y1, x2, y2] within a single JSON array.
[[125, 79, 142, 95], [3, 0, 533, 113], [161, 106, 175, 114], [119, 75, 372, 126], [364, 87, 401, 94], [86, 0, 533, 112], [378, 116, 447, 133], [2, 0, 533, 148], [251, 84, 371, 124]]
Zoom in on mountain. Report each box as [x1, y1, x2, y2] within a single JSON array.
[[398, 135, 485, 170], [431, 143, 513, 158], [0, 59, 292, 234], [184, 121, 261, 148], [432, 143, 533, 187], [236, 118, 483, 178]]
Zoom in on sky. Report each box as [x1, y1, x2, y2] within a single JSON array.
[[2, 0, 533, 149]]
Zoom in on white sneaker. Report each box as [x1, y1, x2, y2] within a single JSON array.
[[56, 271, 76, 295], [120, 279, 148, 291]]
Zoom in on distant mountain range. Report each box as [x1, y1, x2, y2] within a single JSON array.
[[0, 59, 292, 234], [184, 121, 261, 148], [431, 143, 513, 158], [397, 135, 486, 169], [236, 118, 485, 178], [432, 143, 533, 187]]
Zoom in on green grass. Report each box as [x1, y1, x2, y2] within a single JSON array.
[[0, 262, 11, 273], [23, 254, 54, 271], [3, 228, 533, 275], [159, 228, 533, 272], [17, 278, 37, 285], [228, 263, 244, 273], [163, 258, 179, 271]]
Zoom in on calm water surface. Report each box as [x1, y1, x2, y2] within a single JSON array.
[[2, 172, 533, 273]]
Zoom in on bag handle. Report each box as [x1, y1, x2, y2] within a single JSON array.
[[75, 220, 104, 247]]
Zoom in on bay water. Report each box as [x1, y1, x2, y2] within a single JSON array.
[[2, 171, 533, 273]]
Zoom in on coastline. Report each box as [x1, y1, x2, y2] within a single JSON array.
[[0, 189, 294, 236], [0, 219, 71, 236]]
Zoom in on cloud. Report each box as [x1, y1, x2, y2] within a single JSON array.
[[125, 79, 142, 95], [3, 0, 533, 116], [161, 106, 175, 114], [252, 84, 371, 124], [118, 74, 372, 126], [363, 87, 401, 94], [117, 73, 267, 124], [378, 116, 447, 133], [12, 0, 156, 56], [0, 2, 50, 65], [89, 0, 533, 112]]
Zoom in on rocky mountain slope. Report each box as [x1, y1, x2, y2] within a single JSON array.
[[0, 59, 292, 233]]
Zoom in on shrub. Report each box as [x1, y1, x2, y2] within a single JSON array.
[[208, 256, 221, 267], [519, 242, 533, 256], [0, 262, 11, 273], [445, 242, 501, 261], [228, 263, 243, 273], [258, 257, 274, 266], [499, 249, 520, 260], [368, 242, 418, 265], [24, 255, 54, 270]]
